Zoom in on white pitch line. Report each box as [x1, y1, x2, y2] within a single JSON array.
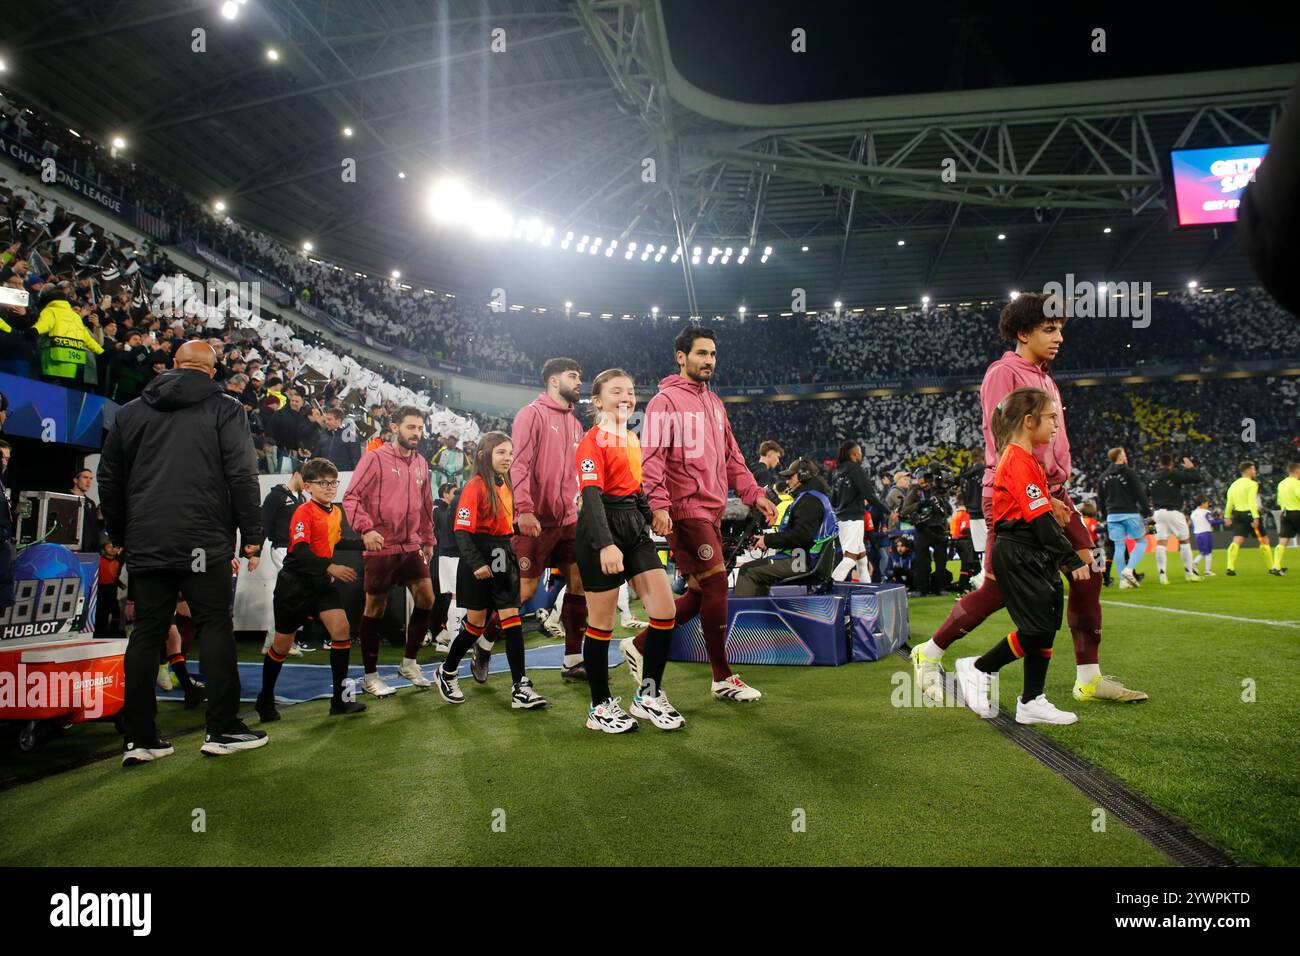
[[1101, 600, 1300, 629]]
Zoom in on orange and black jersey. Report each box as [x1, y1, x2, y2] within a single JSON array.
[[575, 424, 654, 551], [576, 425, 643, 497], [282, 499, 362, 577], [991, 444, 1083, 570], [454, 474, 514, 571]]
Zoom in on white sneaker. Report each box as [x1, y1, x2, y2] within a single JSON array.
[[955, 657, 996, 718], [434, 628, 452, 651], [629, 691, 684, 730], [1158, 572, 1169, 585], [1015, 694, 1078, 725], [397, 659, 431, 688], [1118, 577, 1134, 589], [1185, 568, 1202, 582], [287, 643, 305, 658], [969, 570, 986, 591], [1202, 569, 1216, 577], [620, 614, 648, 629], [510, 676, 547, 710], [543, 610, 565, 639], [619, 636, 644, 690], [261, 636, 274, 655], [156, 664, 173, 691], [711, 674, 762, 701], [362, 673, 397, 698], [586, 697, 638, 734], [1122, 568, 1141, 588]]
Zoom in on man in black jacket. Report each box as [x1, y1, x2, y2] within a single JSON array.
[[734, 459, 836, 596], [1147, 454, 1205, 584], [313, 407, 360, 472], [70, 468, 101, 552], [98, 340, 267, 764], [265, 389, 313, 474], [749, 440, 784, 488], [958, 451, 987, 579], [898, 469, 952, 595], [1098, 446, 1152, 589], [830, 440, 886, 584]]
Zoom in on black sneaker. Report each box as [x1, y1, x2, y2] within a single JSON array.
[[122, 737, 174, 767], [294, 641, 316, 653], [561, 662, 588, 683], [255, 696, 281, 723], [183, 680, 208, 710], [201, 721, 269, 756], [1269, 568, 1283, 576], [510, 676, 547, 709], [435, 665, 465, 704], [1226, 569, 1238, 576], [329, 699, 367, 716], [470, 642, 492, 684]]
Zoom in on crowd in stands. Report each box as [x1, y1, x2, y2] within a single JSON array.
[[728, 377, 1300, 512]]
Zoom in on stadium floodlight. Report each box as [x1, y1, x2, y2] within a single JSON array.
[[763, 246, 773, 256], [564, 231, 574, 241], [302, 241, 313, 252], [654, 253, 663, 262], [589, 243, 600, 255], [605, 246, 614, 256], [213, 200, 226, 212], [391, 270, 401, 279], [625, 249, 634, 260], [724, 247, 733, 257], [692, 255, 700, 265], [897, 239, 906, 246], [741, 246, 750, 257], [693, 246, 702, 257], [427, 178, 471, 223], [659, 244, 668, 255], [833, 300, 843, 309], [801, 245, 809, 252], [591, 236, 602, 248], [111, 136, 126, 149], [397, 171, 406, 179], [1009, 290, 1021, 300], [674, 247, 682, 256], [760, 254, 768, 263], [607, 240, 618, 251], [1187, 279, 1199, 289], [997, 233, 1006, 240], [921, 295, 930, 305], [560, 238, 570, 249], [221, 1, 239, 20], [670, 253, 680, 263], [738, 306, 746, 315], [342, 126, 353, 137], [266, 48, 280, 62], [565, 300, 573, 310], [473, 200, 513, 239], [628, 242, 638, 252], [1103, 226, 1113, 234], [0, 59, 6, 72], [652, 306, 659, 315], [523, 218, 543, 242]]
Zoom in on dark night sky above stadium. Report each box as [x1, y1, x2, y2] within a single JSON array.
[[661, 0, 1297, 102]]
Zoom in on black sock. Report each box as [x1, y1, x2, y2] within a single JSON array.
[[443, 623, 482, 672], [168, 654, 194, 692], [330, 645, 350, 703], [502, 616, 525, 683], [1023, 653, 1050, 702], [641, 617, 674, 697], [584, 634, 610, 706], [975, 638, 1019, 674], [260, 650, 285, 703]]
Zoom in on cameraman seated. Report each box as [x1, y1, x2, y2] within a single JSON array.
[[884, 535, 916, 590], [734, 459, 837, 597]]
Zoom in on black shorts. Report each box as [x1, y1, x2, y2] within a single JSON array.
[[1228, 515, 1256, 539], [990, 536, 1065, 638], [1280, 511, 1300, 538], [576, 503, 663, 592], [273, 572, 343, 635], [455, 535, 521, 611]]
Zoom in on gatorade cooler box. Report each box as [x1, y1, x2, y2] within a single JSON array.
[[0, 637, 127, 752]]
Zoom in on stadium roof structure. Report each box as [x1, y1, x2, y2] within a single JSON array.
[[4, 0, 1298, 315]]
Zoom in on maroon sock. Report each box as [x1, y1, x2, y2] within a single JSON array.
[[635, 586, 701, 653], [1067, 570, 1103, 665], [560, 594, 587, 656], [175, 614, 197, 655], [404, 606, 432, 658], [360, 615, 382, 673], [698, 574, 731, 681], [931, 577, 1006, 650]]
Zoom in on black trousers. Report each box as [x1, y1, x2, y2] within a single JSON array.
[[125, 565, 239, 741], [733, 556, 800, 597], [912, 526, 949, 595]]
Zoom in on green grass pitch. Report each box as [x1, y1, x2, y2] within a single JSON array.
[[0, 548, 1295, 867]]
